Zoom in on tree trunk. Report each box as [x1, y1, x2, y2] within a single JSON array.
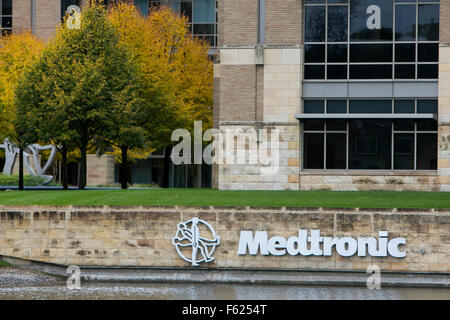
[[78, 143, 87, 190], [121, 145, 128, 190], [62, 146, 68, 190], [18, 148, 24, 191], [162, 146, 172, 188]]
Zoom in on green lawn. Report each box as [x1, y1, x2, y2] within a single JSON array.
[[0, 189, 449, 209]]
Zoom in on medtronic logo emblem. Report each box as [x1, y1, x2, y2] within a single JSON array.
[[172, 217, 220, 266]]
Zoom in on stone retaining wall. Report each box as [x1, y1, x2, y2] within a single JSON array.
[[0, 206, 448, 273]]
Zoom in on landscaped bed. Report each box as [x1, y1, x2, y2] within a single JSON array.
[[0, 189, 449, 209]]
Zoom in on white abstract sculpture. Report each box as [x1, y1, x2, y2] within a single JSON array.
[[0, 138, 58, 185]]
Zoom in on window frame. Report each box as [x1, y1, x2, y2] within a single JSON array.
[[303, 0, 440, 81], [0, 0, 13, 36], [301, 98, 438, 171], [148, 0, 218, 47]]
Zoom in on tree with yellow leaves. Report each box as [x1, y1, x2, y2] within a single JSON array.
[[108, 3, 213, 186], [0, 32, 44, 190]]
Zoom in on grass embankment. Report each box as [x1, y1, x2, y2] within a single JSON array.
[[0, 261, 11, 267], [0, 189, 449, 209]]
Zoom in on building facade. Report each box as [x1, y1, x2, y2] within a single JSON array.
[[213, 0, 449, 191]]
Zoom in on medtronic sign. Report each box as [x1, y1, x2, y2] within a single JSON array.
[[237, 230, 406, 258]]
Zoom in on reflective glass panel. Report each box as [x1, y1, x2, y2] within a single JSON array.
[[349, 120, 392, 170], [418, 4, 439, 41], [417, 133, 437, 170], [328, 5, 348, 42], [395, 4, 416, 41], [394, 133, 415, 169], [304, 133, 324, 169], [305, 6, 326, 42], [326, 133, 347, 169]]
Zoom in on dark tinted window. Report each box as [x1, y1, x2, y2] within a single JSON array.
[[305, 65, 325, 79], [417, 64, 438, 79], [327, 65, 347, 79], [328, 5, 348, 42], [327, 44, 348, 63], [418, 43, 438, 62], [395, 64, 415, 79], [349, 100, 392, 113], [305, 6, 326, 42], [394, 100, 415, 113], [350, 44, 392, 62], [305, 44, 325, 63], [350, 0, 393, 41], [418, 4, 439, 41], [394, 119, 415, 131], [326, 133, 347, 169], [327, 120, 347, 131], [304, 100, 325, 113], [417, 100, 438, 113], [395, 4, 416, 41], [304, 119, 325, 131], [2, 0, 12, 15], [327, 100, 347, 113], [304, 133, 324, 169], [394, 133, 415, 170], [395, 43, 415, 62], [417, 133, 437, 170], [349, 120, 392, 170], [350, 65, 392, 79], [417, 119, 438, 131]]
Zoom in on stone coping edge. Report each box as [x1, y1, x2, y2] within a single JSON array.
[[0, 205, 449, 213], [4, 256, 449, 289], [25, 264, 450, 289]]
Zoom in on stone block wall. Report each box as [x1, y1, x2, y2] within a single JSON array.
[[217, 124, 299, 190], [263, 47, 301, 123], [86, 154, 115, 186], [299, 174, 439, 191], [439, 45, 450, 191], [0, 206, 448, 272]]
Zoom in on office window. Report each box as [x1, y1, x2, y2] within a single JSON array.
[[148, 0, 217, 47], [304, 0, 439, 80], [0, 0, 12, 36], [302, 99, 438, 170]]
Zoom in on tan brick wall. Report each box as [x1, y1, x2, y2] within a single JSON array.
[[265, 0, 303, 46], [34, 0, 60, 40], [441, 0, 450, 44], [0, 206, 448, 272], [12, 0, 32, 33], [222, 0, 258, 46], [219, 64, 257, 122]]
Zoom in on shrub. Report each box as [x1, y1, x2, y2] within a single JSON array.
[[0, 174, 46, 186]]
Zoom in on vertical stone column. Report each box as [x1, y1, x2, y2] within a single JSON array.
[[86, 154, 115, 186], [438, 45, 450, 191]]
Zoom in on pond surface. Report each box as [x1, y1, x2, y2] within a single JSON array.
[[0, 282, 448, 300]]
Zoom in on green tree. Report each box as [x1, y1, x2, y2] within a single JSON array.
[[16, 4, 144, 189]]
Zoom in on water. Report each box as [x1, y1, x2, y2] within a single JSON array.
[[0, 282, 448, 300]]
